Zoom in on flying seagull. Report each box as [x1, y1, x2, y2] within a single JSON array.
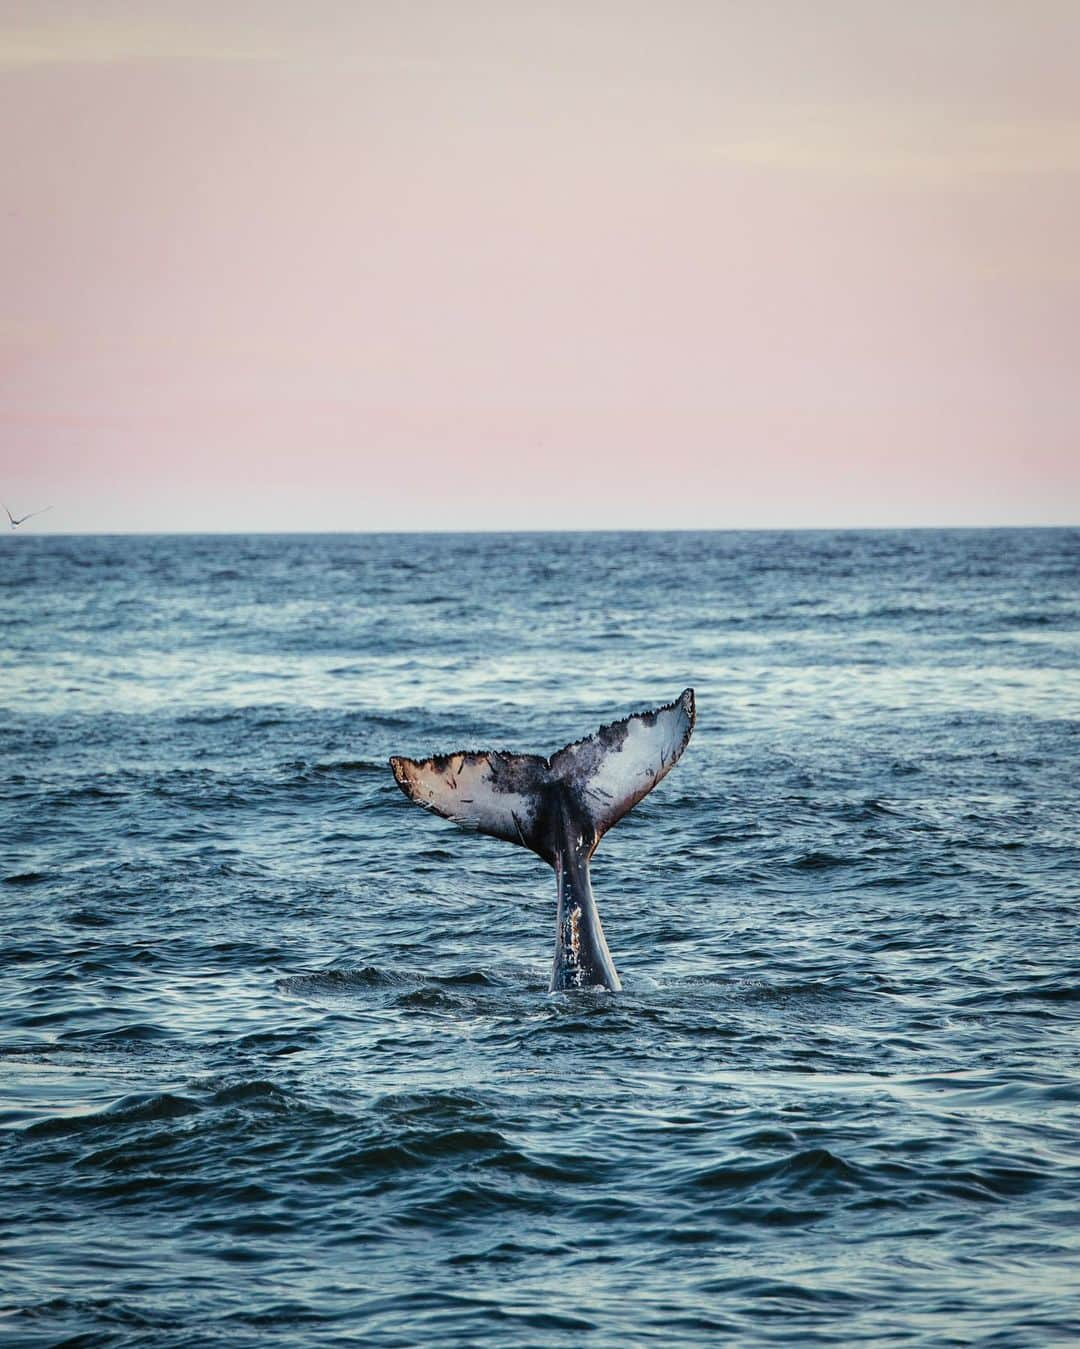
[[4, 503, 52, 529]]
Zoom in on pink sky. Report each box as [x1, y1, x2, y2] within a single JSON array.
[[2, 1, 1078, 531]]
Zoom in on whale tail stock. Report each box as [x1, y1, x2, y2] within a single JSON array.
[[389, 688, 696, 863]]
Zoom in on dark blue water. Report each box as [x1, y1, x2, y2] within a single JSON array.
[[2, 529, 1078, 1346]]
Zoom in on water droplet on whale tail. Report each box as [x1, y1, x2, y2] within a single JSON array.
[[389, 688, 695, 860]]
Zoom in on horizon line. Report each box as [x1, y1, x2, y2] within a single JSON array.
[[3, 522, 1078, 539]]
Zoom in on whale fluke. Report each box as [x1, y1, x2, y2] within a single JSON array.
[[389, 749, 551, 853], [549, 688, 696, 843], [389, 689, 696, 991]]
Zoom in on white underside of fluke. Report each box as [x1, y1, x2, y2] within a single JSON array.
[[389, 750, 544, 845], [390, 688, 695, 855]]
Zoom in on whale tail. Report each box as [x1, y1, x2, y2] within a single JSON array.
[[389, 688, 695, 862]]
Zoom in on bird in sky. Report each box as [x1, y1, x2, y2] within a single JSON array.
[[4, 503, 52, 529]]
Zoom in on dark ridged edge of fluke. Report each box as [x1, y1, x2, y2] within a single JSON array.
[[388, 689, 695, 773]]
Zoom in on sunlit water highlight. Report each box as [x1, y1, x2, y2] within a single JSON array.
[[1, 529, 1078, 1345]]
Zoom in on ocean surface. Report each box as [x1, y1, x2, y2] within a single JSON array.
[[1, 528, 1078, 1347]]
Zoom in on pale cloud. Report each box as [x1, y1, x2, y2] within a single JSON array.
[[0, 19, 277, 66], [707, 112, 1080, 184], [0, 316, 54, 346]]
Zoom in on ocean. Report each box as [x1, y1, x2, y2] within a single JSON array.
[[1, 528, 1078, 1346]]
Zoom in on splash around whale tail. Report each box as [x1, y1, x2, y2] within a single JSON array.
[[389, 688, 695, 863]]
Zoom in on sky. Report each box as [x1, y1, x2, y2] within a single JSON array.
[[1, 1, 1078, 532]]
